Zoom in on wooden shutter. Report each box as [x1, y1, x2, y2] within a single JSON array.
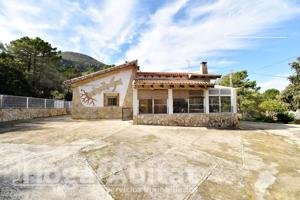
[[138, 90, 168, 99], [189, 90, 204, 96], [173, 90, 189, 98], [138, 90, 153, 99], [152, 90, 167, 99]]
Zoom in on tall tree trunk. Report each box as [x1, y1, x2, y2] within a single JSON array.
[[32, 53, 37, 92], [27, 54, 31, 72]]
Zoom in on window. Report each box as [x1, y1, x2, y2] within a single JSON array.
[[189, 97, 204, 113], [139, 99, 167, 114], [154, 99, 167, 113], [189, 90, 204, 113], [139, 99, 152, 114], [173, 99, 188, 113], [221, 96, 231, 112], [104, 93, 119, 107], [209, 96, 219, 113], [209, 88, 232, 113], [138, 89, 168, 114], [107, 96, 117, 106], [173, 90, 204, 113]]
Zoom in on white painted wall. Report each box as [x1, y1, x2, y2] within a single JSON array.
[[204, 89, 209, 113], [78, 69, 132, 107], [167, 89, 173, 114], [133, 87, 138, 116]]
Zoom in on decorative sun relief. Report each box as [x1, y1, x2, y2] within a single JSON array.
[[80, 77, 123, 107]]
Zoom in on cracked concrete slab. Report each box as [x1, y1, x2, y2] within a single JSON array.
[[0, 116, 300, 199]]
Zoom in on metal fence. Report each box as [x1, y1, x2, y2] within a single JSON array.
[[0, 94, 72, 109]]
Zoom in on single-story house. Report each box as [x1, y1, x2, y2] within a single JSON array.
[[65, 60, 238, 128]]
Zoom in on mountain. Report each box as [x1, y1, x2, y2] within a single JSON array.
[[60, 51, 105, 72]]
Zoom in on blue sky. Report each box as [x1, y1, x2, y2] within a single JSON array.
[[1, 0, 300, 91]]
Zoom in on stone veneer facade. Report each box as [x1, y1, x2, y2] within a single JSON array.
[[0, 108, 69, 122], [133, 113, 238, 128]]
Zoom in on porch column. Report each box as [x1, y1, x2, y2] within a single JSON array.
[[133, 87, 138, 116], [168, 89, 173, 114], [231, 88, 237, 113], [204, 89, 209, 114]]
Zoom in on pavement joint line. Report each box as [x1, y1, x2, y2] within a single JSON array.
[[191, 133, 208, 145], [82, 154, 114, 200], [100, 125, 131, 141], [101, 146, 177, 180], [183, 161, 219, 200]]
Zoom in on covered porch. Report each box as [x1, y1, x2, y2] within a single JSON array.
[[132, 81, 238, 128]]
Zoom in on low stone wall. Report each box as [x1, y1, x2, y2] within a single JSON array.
[[133, 113, 238, 128], [0, 108, 69, 122], [71, 106, 123, 119]]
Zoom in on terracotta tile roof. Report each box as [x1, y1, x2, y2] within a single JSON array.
[[64, 60, 138, 85], [136, 71, 221, 78], [134, 79, 215, 86]]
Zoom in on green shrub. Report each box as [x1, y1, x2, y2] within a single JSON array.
[[262, 116, 275, 123], [276, 112, 295, 124]]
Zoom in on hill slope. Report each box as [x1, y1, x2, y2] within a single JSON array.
[[60, 51, 105, 72]]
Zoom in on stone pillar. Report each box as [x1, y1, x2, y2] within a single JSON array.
[[231, 88, 237, 113], [133, 87, 138, 116], [204, 89, 209, 114], [168, 89, 173, 114]]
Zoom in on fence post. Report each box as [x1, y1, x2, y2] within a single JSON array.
[[26, 97, 29, 109], [44, 99, 47, 109], [0, 95, 3, 108]]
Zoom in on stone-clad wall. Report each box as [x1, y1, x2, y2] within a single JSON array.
[[71, 106, 122, 119], [133, 113, 238, 128], [0, 108, 69, 122]]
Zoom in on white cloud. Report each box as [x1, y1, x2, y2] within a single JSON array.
[[125, 0, 300, 71], [74, 0, 139, 63], [0, 0, 139, 64], [258, 76, 290, 92], [0, 0, 299, 69], [0, 0, 81, 45]]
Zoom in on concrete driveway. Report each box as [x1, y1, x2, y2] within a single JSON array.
[[0, 116, 300, 200]]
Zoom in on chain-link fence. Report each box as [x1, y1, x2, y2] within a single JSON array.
[[0, 94, 72, 109]]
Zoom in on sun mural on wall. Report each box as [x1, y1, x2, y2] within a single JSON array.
[[80, 77, 123, 106]]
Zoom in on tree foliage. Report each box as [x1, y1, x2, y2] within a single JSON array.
[[5, 37, 63, 98], [0, 53, 32, 96], [218, 71, 262, 118], [282, 57, 300, 110], [0, 37, 109, 100], [0, 42, 5, 53], [259, 99, 287, 113], [263, 89, 280, 100]]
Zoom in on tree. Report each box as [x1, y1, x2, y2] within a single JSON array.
[[219, 71, 262, 118], [259, 99, 287, 119], [0, 42, 5, 53], [218, 70, 260, 91], [6, 37, 62, 98], [282, 57, 300, 110], [263, 89, 280, 100], [0, 52, 31, 96]]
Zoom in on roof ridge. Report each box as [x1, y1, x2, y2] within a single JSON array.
[[137, 71, 221, 76], [64, 60, 138, 85]]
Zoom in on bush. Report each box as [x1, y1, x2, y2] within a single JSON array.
[[276, 112, 295, 124], [262, 116, 275, 123]]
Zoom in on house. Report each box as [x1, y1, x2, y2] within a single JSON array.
[[65, 60, 238, 128]]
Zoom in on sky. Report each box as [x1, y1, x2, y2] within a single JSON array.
[[1, 0, 300, 91]]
